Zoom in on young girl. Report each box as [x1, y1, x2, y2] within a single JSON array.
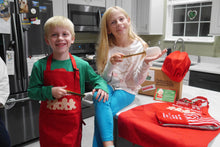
[[93, 6, 167, 147], [28, 16, 108, 147]]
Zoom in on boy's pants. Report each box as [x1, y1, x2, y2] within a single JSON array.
[[0, 119, 11, 147]]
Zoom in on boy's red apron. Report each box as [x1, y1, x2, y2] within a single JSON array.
[[40, 53, 82, 147]]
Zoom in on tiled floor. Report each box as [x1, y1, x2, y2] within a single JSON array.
[[21, 116, 94, 147]]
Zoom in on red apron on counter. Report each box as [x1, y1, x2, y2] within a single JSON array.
[[39, 53, 82, 147], [118, 102, 220, 147]]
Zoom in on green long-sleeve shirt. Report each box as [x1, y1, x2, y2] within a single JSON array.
[[28, 55, 108, 101]]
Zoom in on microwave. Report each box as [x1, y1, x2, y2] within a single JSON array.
[[68, 4, 106, 32]]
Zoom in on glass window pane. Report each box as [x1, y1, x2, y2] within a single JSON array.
[[175, 5, 185, 8], [173, 8, 185, 22], [202, 2, 212, 6], [185, 23, 198, 36], [200, 23, 210, 36], [187, 3, 200, 7], [173, 23, 184, 36], [201, 6, 211, 21], [186, 7, 200, 21]]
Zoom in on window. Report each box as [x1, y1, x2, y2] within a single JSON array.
[[165, 0, 214, 42]]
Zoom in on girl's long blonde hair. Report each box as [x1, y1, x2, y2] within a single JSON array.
[[96, 6, 148, 74]]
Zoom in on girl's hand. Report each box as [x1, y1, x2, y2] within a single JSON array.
[[144, 48, 167, 64], [110, 53, 124, 65], [52, 85, 67, 99], [92, 89, 109, 102]]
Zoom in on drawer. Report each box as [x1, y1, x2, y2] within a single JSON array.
[[189, 71, 220, 92]]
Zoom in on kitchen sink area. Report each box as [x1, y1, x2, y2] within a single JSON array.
[[152, 54, 199, 67], [153, 59, 197, 67]]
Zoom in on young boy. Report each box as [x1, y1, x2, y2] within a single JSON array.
[[28, 16, 108, 147]]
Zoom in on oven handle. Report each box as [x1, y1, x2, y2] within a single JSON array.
[[98, 9, 101, 27], [6, 97, 30, 103]]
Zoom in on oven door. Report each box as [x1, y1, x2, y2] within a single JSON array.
[[68, 4, 105, 32]]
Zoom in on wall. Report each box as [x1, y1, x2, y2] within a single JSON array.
[[138, 35, 220, 57], [214, 36, 220, 57], [157, 35, 220, 57], [75, 31, 220, 58]]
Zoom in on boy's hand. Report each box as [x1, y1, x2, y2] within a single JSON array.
[[92, 89, 109, 102], [52, 85, 67, 99]]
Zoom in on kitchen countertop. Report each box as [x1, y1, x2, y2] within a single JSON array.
[[188, 56, 220, 74], [189, 62, 220, 75], [84, 85, 220, 146]]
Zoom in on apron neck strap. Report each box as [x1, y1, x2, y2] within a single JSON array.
[[46, 54, 53, 71], [46, 53, 79, 71], [69, 53, 79, 70]]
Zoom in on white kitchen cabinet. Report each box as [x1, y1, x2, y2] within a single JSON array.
[[134, 0, 164, 35], [115, 0, 133, 18], [105, 0, 164, 35], [68, 0, 105, 7], [210, 0, 220, 36], [52, 0, 68, 17], [106, 0, 135, 30], [105, 0, 115, 9]]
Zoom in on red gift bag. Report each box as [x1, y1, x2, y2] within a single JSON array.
[[156, 96, 220, 130]]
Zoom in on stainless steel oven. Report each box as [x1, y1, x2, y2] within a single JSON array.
[[68, 4, 105, 32]]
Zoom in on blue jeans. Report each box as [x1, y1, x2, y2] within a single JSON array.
[[0, 119, 11, 147], [92, 85, 135, 147]]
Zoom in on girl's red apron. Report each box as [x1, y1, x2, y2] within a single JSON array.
[[39, 53, 82, 147]]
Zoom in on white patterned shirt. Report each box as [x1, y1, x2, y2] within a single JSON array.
[[0, 57, 9, 107], [102, 40, 151, 95]]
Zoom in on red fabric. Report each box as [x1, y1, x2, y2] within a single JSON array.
[[40, 53, 82, 147], [162, 51, 191, 82], [156, 110, 220, 130], [118, 102, 220, 147]]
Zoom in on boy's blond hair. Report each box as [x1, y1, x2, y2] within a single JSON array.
[[96, 6, 148, 74], [44, 16, 75, 39]]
